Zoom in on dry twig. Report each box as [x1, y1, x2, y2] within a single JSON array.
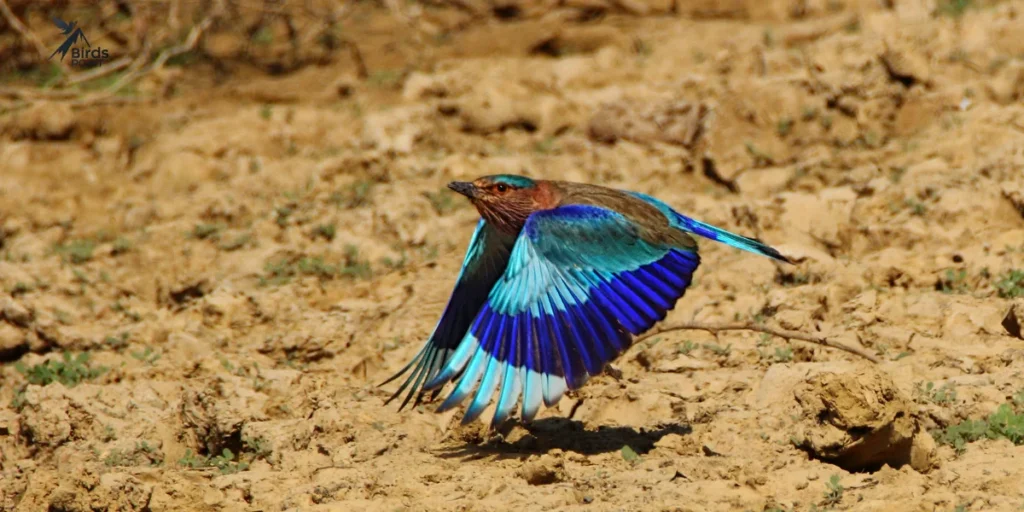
[[635, 321, 881, 363], [106, 10, 217, 95], [0, 0, 69, 74], [66, 56, 133, 86]]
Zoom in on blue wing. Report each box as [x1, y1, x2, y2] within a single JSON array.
[[381, 219, 515, 409], [423, 204, 701, 426], [628, 192, 791, 263]]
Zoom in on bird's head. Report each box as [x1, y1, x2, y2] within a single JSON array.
[[448, 174, 542, 233]]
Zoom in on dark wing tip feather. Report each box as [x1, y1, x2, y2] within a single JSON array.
[[760, 243, 793, 264]]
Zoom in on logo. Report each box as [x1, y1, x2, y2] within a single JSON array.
[[49, 17, 109, 66]]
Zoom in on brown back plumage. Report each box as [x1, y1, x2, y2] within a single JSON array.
[[549, 181, 697, 251]]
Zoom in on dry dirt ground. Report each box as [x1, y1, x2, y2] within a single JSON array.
[[3, 1, 1024, 511]]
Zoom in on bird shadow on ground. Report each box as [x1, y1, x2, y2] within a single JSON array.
[[437, 418, 692, 460]]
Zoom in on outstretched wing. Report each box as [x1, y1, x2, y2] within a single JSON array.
[[52, 17, 71, 32], [423, 204, 701, 426], [381, 219, 514, 410]]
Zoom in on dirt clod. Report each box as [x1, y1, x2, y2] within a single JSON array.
[[793, 368, 920, 472]]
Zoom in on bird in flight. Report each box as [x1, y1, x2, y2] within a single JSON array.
[[382, 175, 790, 427], [49, 17, 90, 62]]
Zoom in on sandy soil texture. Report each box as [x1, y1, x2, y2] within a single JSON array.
[[2, 1, 1024, 510]]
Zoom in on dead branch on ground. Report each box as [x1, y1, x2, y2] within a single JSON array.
[[635, 321, 882, 363]]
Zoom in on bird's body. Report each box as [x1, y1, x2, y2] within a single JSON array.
[[383, 175, 790, 427]]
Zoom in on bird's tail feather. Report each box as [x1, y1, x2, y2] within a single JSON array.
[[674, 215, 791, 263]]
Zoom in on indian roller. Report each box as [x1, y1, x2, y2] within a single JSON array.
[[382, 174, 790, 427]]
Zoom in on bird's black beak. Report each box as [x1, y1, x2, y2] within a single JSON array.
[[447, 181, 477, 199]]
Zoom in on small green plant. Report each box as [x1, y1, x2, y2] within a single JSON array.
[[259, 104, 273, 120], [54, 239, 96, 264], [620, 445, 640, 464], [776, 117, 793, 137], [995, 269, 1024, 299], [313, 223, 336, 241], [331, 181, 373, 209], [534, 137, 557, 154], [935, 403, 1024, 453], [381, 250, 408, 271], [368, 69, 402, 88], [210, 448, 250, 475], [130, 346, 162, 365], [937, 0, 972, 17], [219, 232, 252, 251], [15, 352, 106, 387], [905, 199, 928, 216], [191, 223, 224, 240], [774, 347, 794, 363], [9, 281, 32, 295], [340, 245, 372, 279], [297, 257, 337, 279], [744, 141, 774, 167], [939, 269, 968, 294], [252, 26, 274, 45], [178, 449, 209, 469], [104, 332, 130, 351], [678, 340, 697, 355], [823, 474, 844, 506], [243, 436, 273, 459], [275, 206, 293, 227], [104, 441, 162, 467], [702, 343, 732, 357], [917, 381, 957, 405], [111, 237, 133, 255]]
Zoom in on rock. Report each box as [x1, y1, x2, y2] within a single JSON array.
[[0, 323, 28, 357], [9, 101, 76, 140], [95, 473, 153, 511], [1003, 301, 1024, 340], [1, 297, 33, 327], [19, 385, 85, 448], [881, 46, 931, 87], [910, 431, 937, 473], [943, 299, 1010, 338], [362, 106, 430, 154], [588, 99, 711, 149], [518, 455, 565, 485], [792, 367, 921, 472], [985, 62, 1024, 105], [1003, 182, 1024, 221]]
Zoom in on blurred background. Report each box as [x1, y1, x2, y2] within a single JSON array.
[[1, 0, 1024, 510]]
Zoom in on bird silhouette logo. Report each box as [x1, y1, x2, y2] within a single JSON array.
[[49, 17, 90, 62]]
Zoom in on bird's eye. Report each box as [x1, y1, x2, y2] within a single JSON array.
[[495, 183, 508, 193]]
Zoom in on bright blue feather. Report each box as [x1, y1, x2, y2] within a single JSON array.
[[429, 204, 700, 426], [383, 220, 514, 409]]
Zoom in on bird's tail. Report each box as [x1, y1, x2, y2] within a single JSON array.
[[674, 215, 791, 264]]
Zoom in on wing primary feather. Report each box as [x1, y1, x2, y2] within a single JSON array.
[[492, 321, 520, 426], [382, 347, 427, 405], [423, 308, 493, 391], [587, 275, 644, 334], [522, 314, 542, 421], [606, 277, 658, 326], [551, 269, 602, 376], [436, 328, 500, 413], [634, 263, 681, 299]]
